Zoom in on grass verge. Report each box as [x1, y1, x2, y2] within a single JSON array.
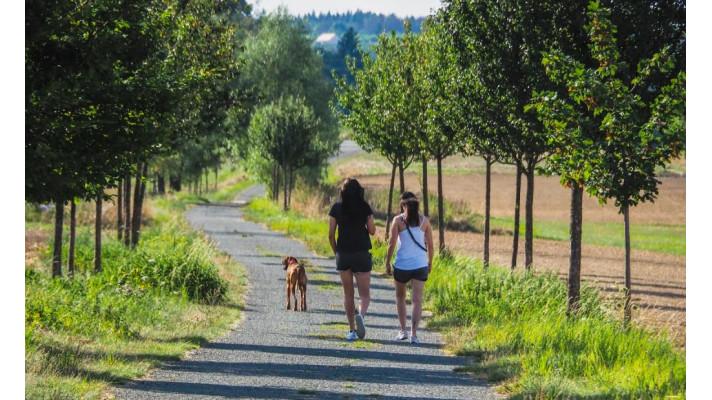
[[243, 194, 685, 398], [25, 175, 249, 399]]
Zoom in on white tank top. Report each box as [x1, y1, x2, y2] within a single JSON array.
[[394, 215, 429, 270]]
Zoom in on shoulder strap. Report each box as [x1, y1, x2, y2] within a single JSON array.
[[401, 216, 427, 253]]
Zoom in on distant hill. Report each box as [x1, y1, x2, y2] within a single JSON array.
[[303, 11, 425, 50]]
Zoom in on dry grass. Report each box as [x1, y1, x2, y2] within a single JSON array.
[[25, 229, 48, 269], [357, 171, 685, 225]]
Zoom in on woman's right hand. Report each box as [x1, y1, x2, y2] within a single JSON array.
[[385, 262, 392, 276]]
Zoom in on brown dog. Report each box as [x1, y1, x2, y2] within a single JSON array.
[[283, 256, 307, 311]]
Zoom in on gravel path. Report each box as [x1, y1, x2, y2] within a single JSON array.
[[115, 185, 495, 400]]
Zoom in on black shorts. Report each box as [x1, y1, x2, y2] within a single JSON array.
[[336, 251, 373, 273], [393, 267, 429, 283]]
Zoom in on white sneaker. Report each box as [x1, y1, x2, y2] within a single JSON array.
[[395, 330, 408, 341], [410, 335, 420, 344], [355, 313, 366, 339], [345, 330, 358, 341]]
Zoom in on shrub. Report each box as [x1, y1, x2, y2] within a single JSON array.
[[27, 218, 228, 347]]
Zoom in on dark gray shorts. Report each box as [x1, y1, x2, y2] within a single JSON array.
[[335, 251, 373, 273], [393, 267, 429, 283]]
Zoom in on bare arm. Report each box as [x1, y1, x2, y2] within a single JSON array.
[[329, 217, 337, 254], [424, 218, 434, 272], [366, 214, 376, 235], [385, 217, 400, 275]]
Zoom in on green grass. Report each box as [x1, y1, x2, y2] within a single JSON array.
[[427, 256, 685, 398], [491, 216, 685, 256], [242, 197, 337, 257], [244, 195, 686, 399], [25, 174, 250, 399], [152, 167, 253, 212]]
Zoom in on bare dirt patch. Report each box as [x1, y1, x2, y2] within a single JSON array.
[[359, 172, 685, 225]]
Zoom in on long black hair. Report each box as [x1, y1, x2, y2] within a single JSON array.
[[340, 178, 369, 221], [399, 195, 420, 227]]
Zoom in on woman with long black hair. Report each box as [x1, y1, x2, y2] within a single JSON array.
[[385, 192, 434, 344], [328, 178, 376, 341]]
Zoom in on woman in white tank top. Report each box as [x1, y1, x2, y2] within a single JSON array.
[[384, 192, 434, 344]]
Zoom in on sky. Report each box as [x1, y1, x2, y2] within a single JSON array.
[[248, 0, 443, 17]]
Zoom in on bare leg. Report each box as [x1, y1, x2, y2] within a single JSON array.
[[395, 281, 408, 331], [340, 270, 356, 331], [354, 272, 371, 316], [410, 280, 425, 337]]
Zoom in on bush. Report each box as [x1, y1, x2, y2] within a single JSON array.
[[27, 218, 228, 346]]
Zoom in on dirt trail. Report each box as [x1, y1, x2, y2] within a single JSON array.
[[116, 186, 496, 400]]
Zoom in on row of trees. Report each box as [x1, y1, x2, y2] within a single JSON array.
[[27, 0, 253, 276], [304, 10, 424, 37], [335, 0, 685, 320], [27, 3, 341, 281]]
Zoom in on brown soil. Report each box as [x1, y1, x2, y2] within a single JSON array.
[[359, 171, 685, 225]]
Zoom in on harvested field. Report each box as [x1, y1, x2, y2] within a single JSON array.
[[344, 151, 686, 345], [358, 171, 685, 225]]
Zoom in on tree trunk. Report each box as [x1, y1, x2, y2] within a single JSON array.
[[272, 164, 280, 202], [283, 165, 289, 211], [511, 163, 522, 269], [623, 204, 632, 325], [117, 179, 123, 240], [484, 157, 492, 268], [131, 163, 147, 247], [123, 174, 131, 246], [169, 174, 181, 192], [398, 160, 405, 195], [205, 169, 209, 192], [437, 157, 445, 252], [68, 199, 76, 277], [288, 169, 295, 208], [567, 184, 583, 314], [52, 197, 64, 277], [157, 173, 165, 194], [385, 162, 396, 241], [95, 194, 103, 272], [422, 157, 429, 217], [524, 163, 535, 270], [214, 167, 218, 191]]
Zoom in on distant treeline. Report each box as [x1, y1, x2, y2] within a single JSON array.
[[304, 10, 424, 39]]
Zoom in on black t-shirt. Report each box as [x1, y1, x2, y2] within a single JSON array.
[[329, 201, 373, 253]]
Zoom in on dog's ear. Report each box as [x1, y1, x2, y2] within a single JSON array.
[[282, 256, 289, 270]]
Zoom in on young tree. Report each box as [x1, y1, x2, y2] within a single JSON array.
[[247, 96, 323, 210], [240, 9, 339, 197], [413, 18, 467, 252], [531, 2, 685, 316], [334, 32, 418, 240], [442, 0, 591, 269]]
